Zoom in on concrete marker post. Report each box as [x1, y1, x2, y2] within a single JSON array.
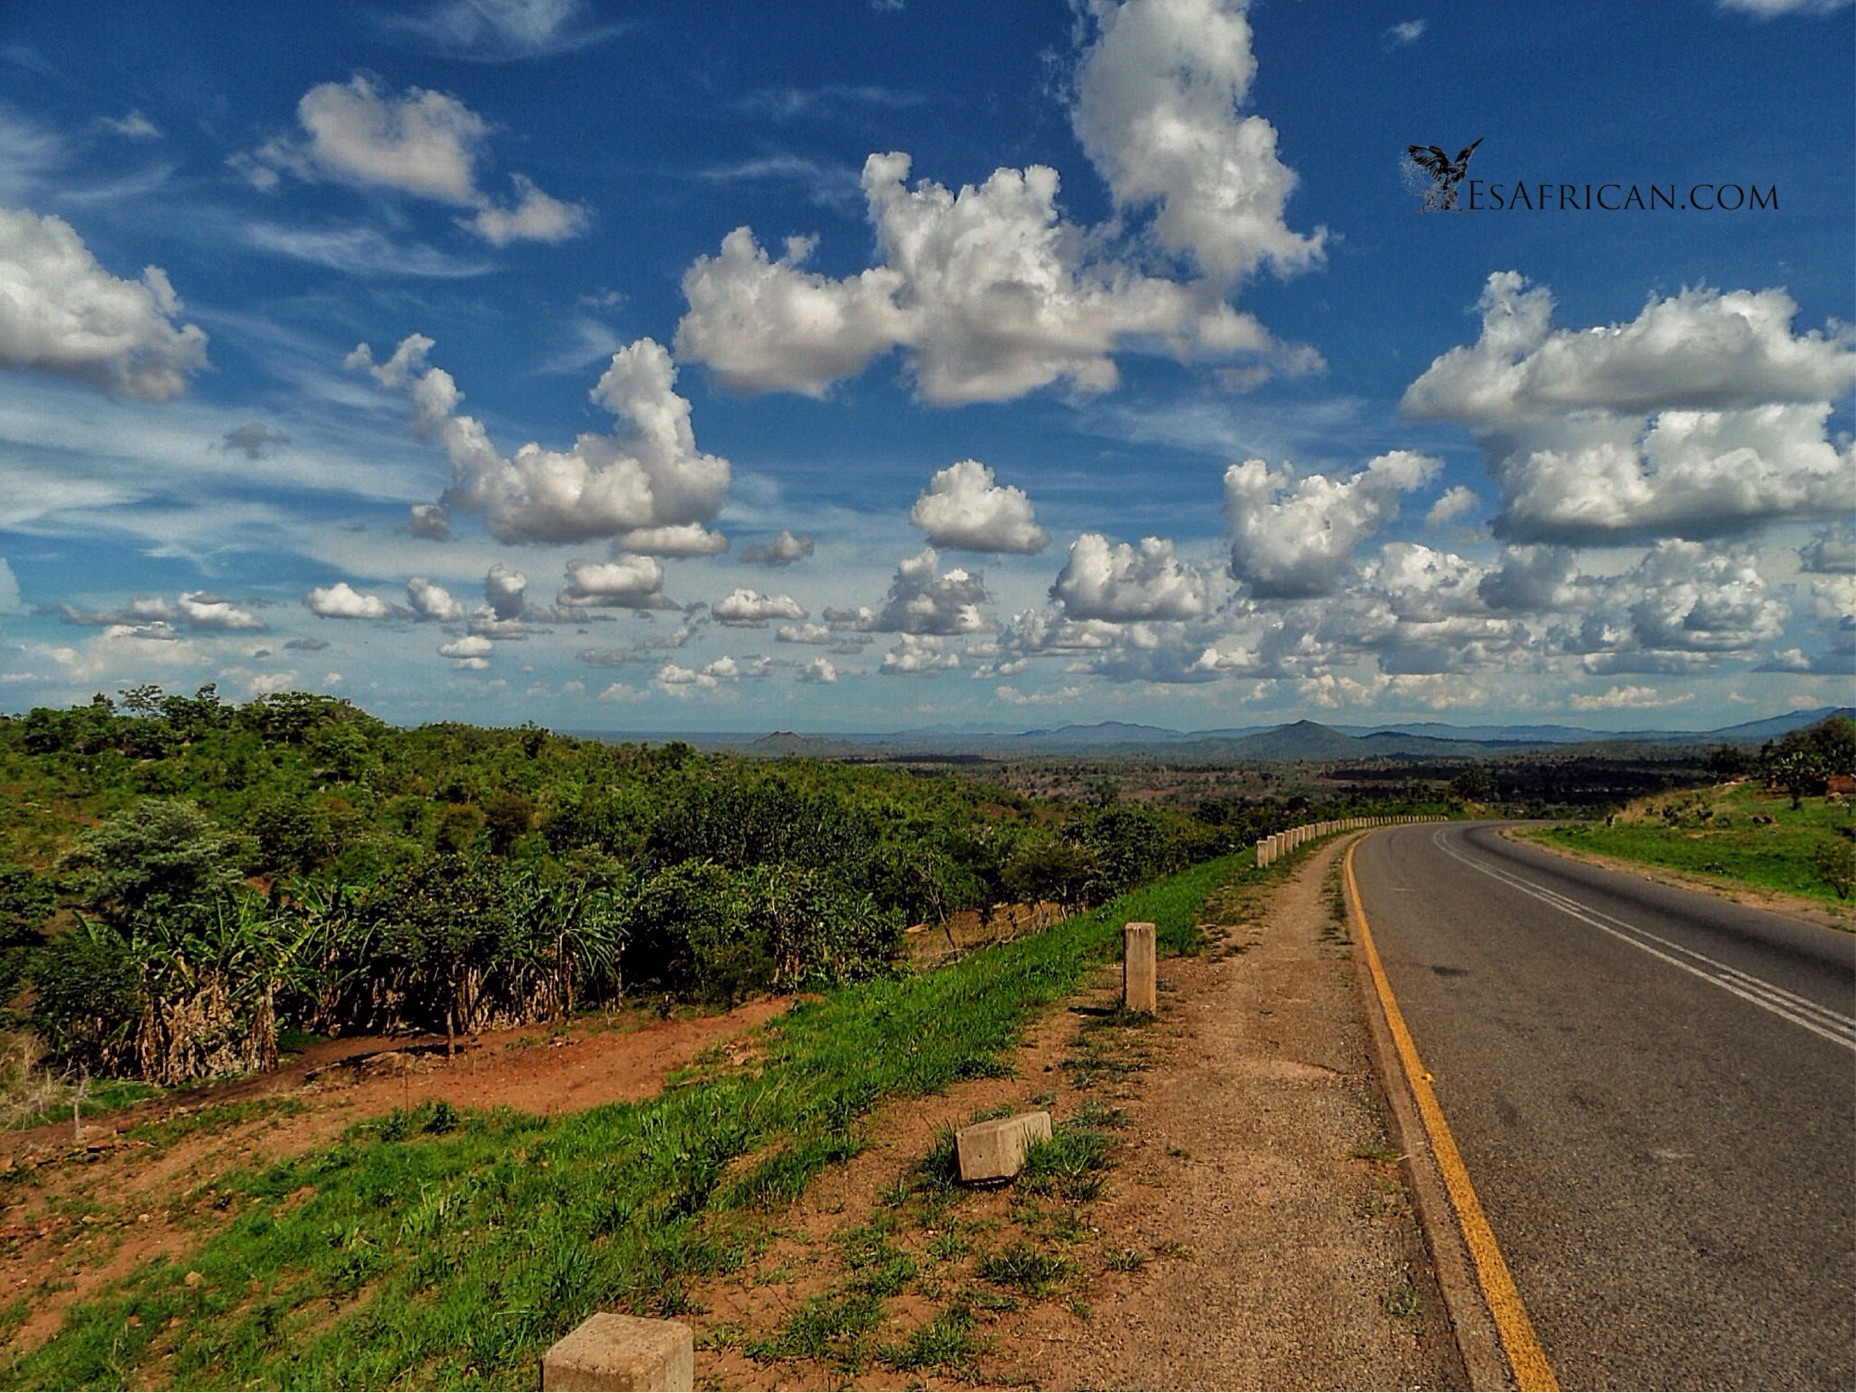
[[1123, 920, 1157, 1013]]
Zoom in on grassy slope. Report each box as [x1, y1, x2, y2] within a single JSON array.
[[1521, 782, 1855, 908], [7, 852, 1265, 1391]]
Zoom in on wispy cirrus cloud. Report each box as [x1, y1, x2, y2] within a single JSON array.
[[371, 0, 631, 62], [242, 221, 494, 277]]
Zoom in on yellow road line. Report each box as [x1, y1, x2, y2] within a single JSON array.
[[1346, 840, 1559, 1392]]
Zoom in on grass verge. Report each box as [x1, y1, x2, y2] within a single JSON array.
[[5, 853, 1240, 1390], [1521, 783, 1856, 911]]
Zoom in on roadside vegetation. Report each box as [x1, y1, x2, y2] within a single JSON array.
[[1523, 717, 1856, 909], [0, 686, 1427, 1101], [2, 854, 1242, 1390]]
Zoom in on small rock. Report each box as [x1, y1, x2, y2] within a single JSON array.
[[183, 1270, 203, 1288]]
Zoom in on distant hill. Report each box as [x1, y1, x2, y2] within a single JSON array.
[[1691, 707, 1854, 743], [571, 706, 1853, 762]]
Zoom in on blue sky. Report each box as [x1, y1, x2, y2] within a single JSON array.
[[0, 0, 1850, 732]]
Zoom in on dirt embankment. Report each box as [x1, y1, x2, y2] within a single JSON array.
[[1, 998, 793, 1356]]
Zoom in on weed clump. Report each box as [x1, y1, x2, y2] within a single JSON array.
[[976, 1241, 1073, 1297], [1021, 1124, 1112, 1203]]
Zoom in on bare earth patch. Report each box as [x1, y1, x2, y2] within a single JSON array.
[[0, 997, 792, 1357]]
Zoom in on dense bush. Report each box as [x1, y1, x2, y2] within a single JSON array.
[[0, 685, 1306, 1084], [622, 861, 899, 1004]]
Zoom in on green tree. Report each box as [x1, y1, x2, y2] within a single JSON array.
[[1760, 716, 1856, 807], [0, 861, 57, 1018], [364, 853, 509, 1054], [482, 791, 536, 856], [1002, 839, 1097, 911], [60, 800, 245, 942], [249, 794, 328, 874], [1811, 836, 1856, 899], [622, 861, 764, 1004]]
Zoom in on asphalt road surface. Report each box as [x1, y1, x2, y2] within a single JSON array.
[[1353, 822, 1856, 1390]]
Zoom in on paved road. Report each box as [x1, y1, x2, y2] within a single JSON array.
[[1353, 822, 1856, 1390]]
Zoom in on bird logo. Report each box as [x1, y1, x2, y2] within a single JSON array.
[[1403, 137, 1483, 211]]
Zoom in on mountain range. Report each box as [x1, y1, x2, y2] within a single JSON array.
[[569, 706, 1854, 761]]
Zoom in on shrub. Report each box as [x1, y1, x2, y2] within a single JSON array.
[[1811, 835, 1856, 900]]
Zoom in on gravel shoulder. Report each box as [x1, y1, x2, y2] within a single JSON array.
[[1005, 834, 1463, 1390]]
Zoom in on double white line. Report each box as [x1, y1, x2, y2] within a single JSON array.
[[1433, 829, 1856, 1053]]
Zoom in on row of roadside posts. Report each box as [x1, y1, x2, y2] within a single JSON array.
[[1253, 814, 1440, 869]]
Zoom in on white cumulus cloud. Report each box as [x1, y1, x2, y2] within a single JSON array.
[[1052, 533, 1210, 620], [484, 562, 528, 619], [713, 588, 807, 627], [1569, 684, 1694, 711], [1426, 485, 1480, 528], [177, 592, 264, 631], [439, 634, 494, 662], [910, 459, 1049, 553], [0, 207, 207, 399], [798, 656, 838, 684], [742, 530, 816, 566], [558, 555, 676, 610], [828, 547, 990, 635], [1070, 0, 1325, 287], [1224, 450, 1439, 597], [354, 334, 731, 545], [1403, 273, 1856, 542], [406, 576, 466, 621], [880, 634, 961, 674], [676, 151, 1308, 405], [615, 523, 729, 557], [245, 75, 586, 244], [305, 582, 397, 620]]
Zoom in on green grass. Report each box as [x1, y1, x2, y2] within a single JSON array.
[[5, 853, 1242, 1391], [975, 1241, 1073, 1297], [1019, 1122, 1112, 1203], [880, 1301, 980, 1376], [1524, 785, 1856, 909], [744, 1290, 886, 1370]]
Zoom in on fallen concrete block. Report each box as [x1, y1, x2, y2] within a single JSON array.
[[541, 1313, 694, 1391], [956, 1109, 1053, 1183]]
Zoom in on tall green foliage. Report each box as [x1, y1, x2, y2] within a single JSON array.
[[0, 687, 1229, 1084]]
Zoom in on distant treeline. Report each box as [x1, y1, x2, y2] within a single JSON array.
[[0, 688, 1437, 1084]]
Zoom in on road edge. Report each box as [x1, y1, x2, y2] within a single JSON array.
[[1344, 831, 1515, 1393]]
